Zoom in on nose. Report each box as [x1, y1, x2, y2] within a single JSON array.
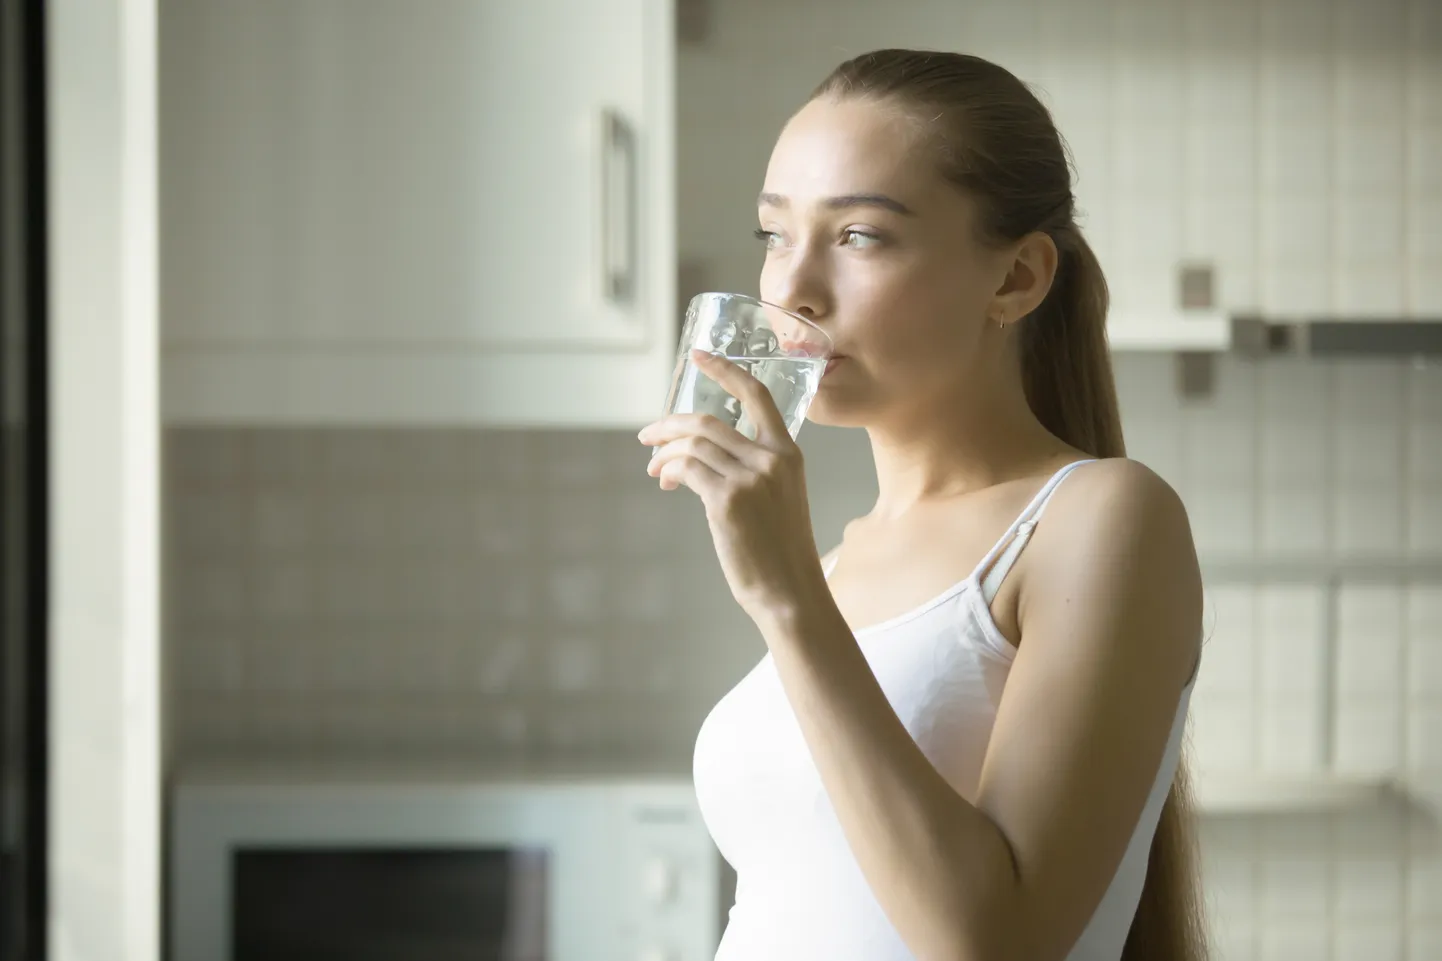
[[761, 243, 832, 328]]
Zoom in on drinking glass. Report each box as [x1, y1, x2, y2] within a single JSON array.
[[658, 292, 832, 444]]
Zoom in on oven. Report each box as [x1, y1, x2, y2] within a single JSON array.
[[170, 769, 720, 961]]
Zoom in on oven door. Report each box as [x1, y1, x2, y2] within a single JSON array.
[[231, 844, 549, 961], [170, 779, 719, 961]]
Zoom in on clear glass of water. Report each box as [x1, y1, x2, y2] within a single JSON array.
[[659, 292, 832, 443]]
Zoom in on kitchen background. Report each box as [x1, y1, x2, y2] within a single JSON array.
[[147, 0, 1442, 958]]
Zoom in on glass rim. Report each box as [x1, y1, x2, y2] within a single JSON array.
[[693, 291, 832, 348]]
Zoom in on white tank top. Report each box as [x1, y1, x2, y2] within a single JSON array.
[[692, 459, 1196, 961]]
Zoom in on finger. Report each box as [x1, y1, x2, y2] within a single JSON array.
[[656, 453, 726, 496], [639, 411, 748, 447], [690, 350, 789, 442], [648, 435, 745, 480], [643, 412, 778, 475]]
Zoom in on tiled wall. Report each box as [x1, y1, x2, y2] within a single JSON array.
[[167, 428, 741, 767], [677, 0, 1441, 319], [1118, 357, 1442, 960]]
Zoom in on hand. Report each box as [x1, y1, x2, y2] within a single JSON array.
[[638, 350, 828, 624]]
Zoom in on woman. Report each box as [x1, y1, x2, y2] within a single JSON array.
[[638, 49, 1206, 961]]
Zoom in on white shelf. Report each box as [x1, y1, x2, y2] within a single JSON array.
[[1193, 773, 1395, 814], [1106, 309, 1231, 352]]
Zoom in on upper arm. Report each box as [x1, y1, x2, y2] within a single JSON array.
[[974, 460, 1201, 960]]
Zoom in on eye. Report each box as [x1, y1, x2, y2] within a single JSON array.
[[842, 228, 882, 249], [752, 228, 782, 249]]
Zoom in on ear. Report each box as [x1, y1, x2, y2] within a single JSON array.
[[988, 232, 1059, 327]]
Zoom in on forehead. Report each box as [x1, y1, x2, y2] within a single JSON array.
[[764, 96, 941, 200]]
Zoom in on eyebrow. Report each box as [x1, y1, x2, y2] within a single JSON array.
[[757, 191, 916, 216]]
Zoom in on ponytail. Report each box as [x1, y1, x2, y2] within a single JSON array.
[[1025, 226, 1209, 961], [1019, 228, 1124, 459]]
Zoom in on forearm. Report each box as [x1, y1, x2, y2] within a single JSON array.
[[758, 598, 1026, 961]]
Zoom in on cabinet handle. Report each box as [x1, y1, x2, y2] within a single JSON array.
[[599, 109, 636, 305]]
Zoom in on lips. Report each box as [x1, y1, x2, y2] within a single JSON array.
[[825, 356, 845, 374]]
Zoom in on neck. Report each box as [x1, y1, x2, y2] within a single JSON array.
[[864, 375, 1072, 520]]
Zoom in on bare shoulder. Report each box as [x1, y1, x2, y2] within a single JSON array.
[[1041, 457, 1194, 561], [1020, 457, 1201, 680]]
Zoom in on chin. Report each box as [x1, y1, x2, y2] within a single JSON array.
[[804, 390, 872, 429]]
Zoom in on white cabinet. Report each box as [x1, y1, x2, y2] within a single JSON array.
[[161, 0, 676, 425]]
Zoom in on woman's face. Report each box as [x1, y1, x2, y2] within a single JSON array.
[[757, 96, 1014, 427]]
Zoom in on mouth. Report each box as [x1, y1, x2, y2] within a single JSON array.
[[825, 356, 845, 374]]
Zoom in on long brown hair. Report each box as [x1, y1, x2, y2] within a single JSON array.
[[812, 49, 1207, 961]]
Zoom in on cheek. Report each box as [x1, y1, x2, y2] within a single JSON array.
[[844, 258, 982, 377]]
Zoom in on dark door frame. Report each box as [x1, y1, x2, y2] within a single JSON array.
[[0, 0, 50, 958]]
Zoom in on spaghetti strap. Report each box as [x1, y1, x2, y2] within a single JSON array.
[[822, 459, 1097, 590], [975, 459, 1096, 603]]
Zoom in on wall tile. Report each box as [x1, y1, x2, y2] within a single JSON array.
[[1410, 424, 1442, 490], [1407, 127, 1442, 194], [1203, 586, 1257, 698], [1409, 585, 1442, 642], [1334, 704, 1404, 775], [172, 492, 254, 559], [1409, 491, 1442, 556], [1337, 51, 1406, 123], [1337, 586, 1405, 699], [1189, 486, 1258, 556], [1188, 195, 1259, 268], [1260, 360, 1332, 421], [1412, 262, 1442, 314], [1259, 194, 1332, 265], [545, 565, 607, 624], [1411, 926, 1442, 961], [1412, 365, 1442, 482], [1212, 924, 1255, 961], [1412, 197, 1442, 261], [1261, 855, 1331, 918], [1333, 485, 1405, 557], [1187, 124, 1258, 191], [1192, 695, 1258, 771], [1409, 840, 1442, 919], [1335, 127, 1407, 193], [1261, 421, 1328, 485], [1333, 924, 1404, 961], [541, 491, 614, 559], [1259, 925, 1329, 961], [1261, 701, 1324, 773], [1334, 854, 1406, 921], [1260, 266, 1335, 315], [1408, 706, 1442, 773], [1337, 266, 1407, 316], [1260, 586, 1328, 699], [1259, 489, 1329, 554], [1410, 635, 1442, 700]]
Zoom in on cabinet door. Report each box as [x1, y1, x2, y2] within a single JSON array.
[[162, 0, 675, 425]]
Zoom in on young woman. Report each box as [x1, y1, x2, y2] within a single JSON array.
[[638, 49, 1206, 961]]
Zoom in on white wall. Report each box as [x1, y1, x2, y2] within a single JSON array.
[[49, 0, 161, 958]]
